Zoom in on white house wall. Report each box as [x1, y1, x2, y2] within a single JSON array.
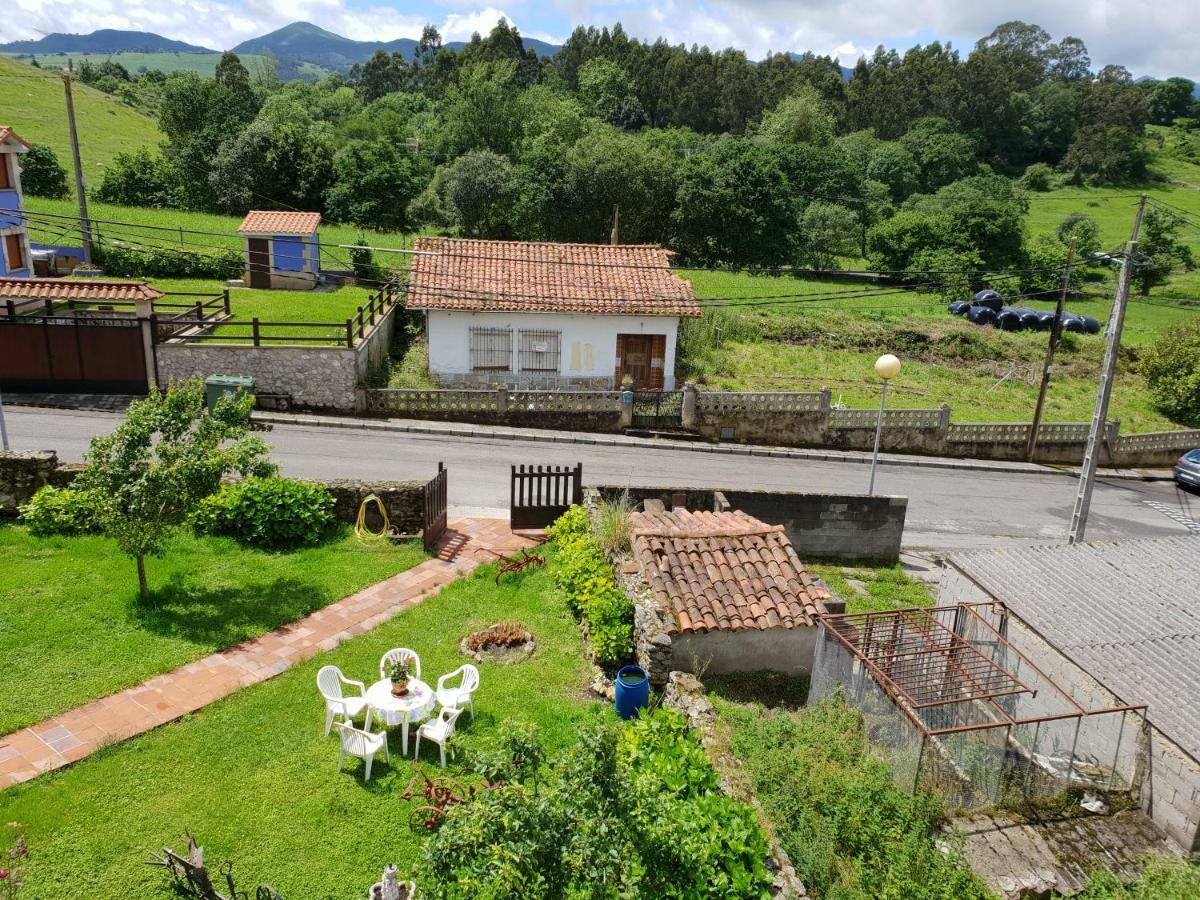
[[425, 310, 680, 390]]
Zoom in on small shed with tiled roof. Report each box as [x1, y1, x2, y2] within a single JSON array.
[[0, 126, 33, 279], [409, 237, 700, 390], [237, 210, 321, 290], [629, 507, 835, 677]]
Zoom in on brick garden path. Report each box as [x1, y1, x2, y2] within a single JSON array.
[[0, 518, 538, 790]]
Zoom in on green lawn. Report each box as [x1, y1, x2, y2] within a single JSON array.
[[0, 524, 425, 733], [810, 563, 933, 614], [0, 56, 163, 183], [0, 552, 603, 898]]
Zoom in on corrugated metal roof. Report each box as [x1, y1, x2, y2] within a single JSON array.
[[237, 211, 321, 235], [949, 536, 1200, 759], [0, 278, 163, 302], [408, 237, 700, 317]]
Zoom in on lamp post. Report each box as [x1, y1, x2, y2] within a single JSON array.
[[868, 354, 901, 496]]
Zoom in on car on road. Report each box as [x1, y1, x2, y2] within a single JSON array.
[[1175, 450, 1200, 490]]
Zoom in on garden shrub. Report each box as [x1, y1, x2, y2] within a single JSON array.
[[1141, 319, 1200, 427], [426, 708, 772, 899], [1075, 855, 1200, 898], [98, 242, 242, 280], [191, 477, 335, 548], [718, 695, 990, 900], [18, 485, 101, 536], [549, 505, 633, 663]]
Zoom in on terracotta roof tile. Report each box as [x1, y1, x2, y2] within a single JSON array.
[[0, 126, 31, 151], [0, 278, 163, 302], [408, 236, 700, 317], [630, 509, 829, 635], [238, 211, 321, 235]]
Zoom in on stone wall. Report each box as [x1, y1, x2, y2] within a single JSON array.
[[615, 559, 675, 688], [0, 450, 57, 515], [322, 479, 424, 535], [663, 672, 806, 898]]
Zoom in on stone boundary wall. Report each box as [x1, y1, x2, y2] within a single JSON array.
[[156, 304, 398, 412], [592, 485, 907, 565], [363, 383, 1194, 467], [0, 451, 425, 533], [663, 672, 806, 898], [0, 450, 57, 515]]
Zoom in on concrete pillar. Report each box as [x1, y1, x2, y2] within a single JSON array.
[[135, 297, 158, 392], [619, 389, 634, 429], [681, 381, 698, 429], [496, 384, 509, 415], [819, 386, 832, 411]]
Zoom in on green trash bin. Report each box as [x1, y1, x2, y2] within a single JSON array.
[[204, 375, 255, 412]]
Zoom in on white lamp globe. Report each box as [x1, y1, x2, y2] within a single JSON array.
[[875, 354, 902, 381]]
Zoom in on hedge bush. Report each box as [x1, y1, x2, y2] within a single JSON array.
[[191, 477, 335, 548], [549, 505, 633, 664], [18, 485, 101, 536], [425, 708, 772, 898], [1142, 318, 1200, 427], [99, 243, 242, 280]]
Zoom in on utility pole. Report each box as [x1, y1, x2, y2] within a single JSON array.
[[62, 71, 93, 264], [0, 387, 9, 451], [610, 205, 620, 245], [1068, 195, 1147, 544], [1026, 240, 1075, 460]]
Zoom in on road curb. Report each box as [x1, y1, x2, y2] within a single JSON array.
[[249, 412, 1175, 483]]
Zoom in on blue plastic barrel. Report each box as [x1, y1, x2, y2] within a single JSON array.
[[614, 666, 649, 720]]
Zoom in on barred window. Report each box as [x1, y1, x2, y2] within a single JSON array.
[[469, 327, 512, 372], [518, 329, 562, 373]]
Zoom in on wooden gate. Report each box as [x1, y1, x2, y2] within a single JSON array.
[[422, 462, 448, 555], [511, 463, 583, 530], [0, 315, 148, 394], [246, 238, 271, 289]]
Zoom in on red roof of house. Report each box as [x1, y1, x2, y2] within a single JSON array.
[[0, 127, 31, 151], [631, 509, 829, 635], [238, 211, 321, 235], [0, 278, 163, 302], [408, 237, 700, 317]]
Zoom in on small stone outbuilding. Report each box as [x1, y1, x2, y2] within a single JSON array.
[[627, 508, 835, 683]]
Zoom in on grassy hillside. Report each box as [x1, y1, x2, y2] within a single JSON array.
[[0, 51, 275, 77], [0, 56, 163, 185]]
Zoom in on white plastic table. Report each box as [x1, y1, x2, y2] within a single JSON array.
[[364, 678, 436, 755]]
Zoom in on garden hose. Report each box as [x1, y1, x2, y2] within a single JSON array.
[[354, 494, 391, 542]]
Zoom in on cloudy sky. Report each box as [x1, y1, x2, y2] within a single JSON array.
[[4, 0, 1195, 79]]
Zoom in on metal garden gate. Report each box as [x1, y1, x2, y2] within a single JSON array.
[[422, 462, 448, 555], [0, 315, 148, 394], [630, 391, 683, 430], [510, 463, 583, 529]]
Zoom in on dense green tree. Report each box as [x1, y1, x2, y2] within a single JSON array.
[[18, 144, 69, 198], [1055, 212, 1102, 260], [325, 140, 432, 230], [758, 86, 835, 146], [1147, 78, 1197, 125], [899, 117, 978, 190], [209, 119, 333, 214], [577, 58, 643, 128], [670, 140, 794, 266], [94, 148, 178, 207], [441, 61, 522, 156], [1142, 319, 1200, 427], [1062, 125, 1149, 182], [1132, 208, 1196, 295], [867, 143, 921, 201], [351, 50, 411, 102], [440, 150, 515, 237], [796, 201, 861, 268]]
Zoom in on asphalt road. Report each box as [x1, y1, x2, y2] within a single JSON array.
[[5, 406, 1197, 552]]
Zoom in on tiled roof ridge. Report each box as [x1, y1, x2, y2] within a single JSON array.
[[414, 235, 675, 253], [0, 126, 31, 149], [238, 210, 321, 234], [629, 509, 784, 539], [0, 277, 163, 300]]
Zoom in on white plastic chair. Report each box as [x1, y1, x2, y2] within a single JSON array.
[[317, 665, 368, 736], [435, 664, 480, 720], [379, 647, 421, 682], [414, 705, 463, 768], [333, 721, 390, 781]]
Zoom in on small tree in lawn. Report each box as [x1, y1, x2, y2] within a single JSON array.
[[74, 381, 275, 600]]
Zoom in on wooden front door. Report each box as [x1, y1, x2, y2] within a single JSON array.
[[615, 334, 666, 390], [246, 237, 270, 289]]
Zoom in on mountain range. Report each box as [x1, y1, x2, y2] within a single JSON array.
[[0, 28, 213, 55]]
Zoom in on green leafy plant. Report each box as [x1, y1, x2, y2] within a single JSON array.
[[1142, 318, 1200, 427], [591, 492, 634, 554], [549, 506, 633, 663], [98, 242, 242, 280], [191, 477, 334, 549], [17, 485, 101, 536]]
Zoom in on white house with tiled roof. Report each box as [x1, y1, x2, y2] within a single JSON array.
[[237, 210, 321, 290], [408, 237, 701, 390], [0, 126, 33, 280]]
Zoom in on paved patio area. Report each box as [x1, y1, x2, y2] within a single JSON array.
[[0, 518, 539, 790]]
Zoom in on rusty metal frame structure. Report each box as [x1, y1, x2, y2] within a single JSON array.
[[817, 603, 1147, 738]]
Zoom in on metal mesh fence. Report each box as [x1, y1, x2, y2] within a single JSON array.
[[810, 606, 1148, 811]]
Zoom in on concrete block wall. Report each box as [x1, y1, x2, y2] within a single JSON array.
[[0, 450, 57, 515]]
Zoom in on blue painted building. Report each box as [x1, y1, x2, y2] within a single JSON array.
[[237, 210, 321, 290], [0, 126, 33, 281]]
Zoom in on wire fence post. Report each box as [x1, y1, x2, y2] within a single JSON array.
[[251, 317, 261, 347], [222, 289, 230, 315], [345, 319, 354, 349]]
